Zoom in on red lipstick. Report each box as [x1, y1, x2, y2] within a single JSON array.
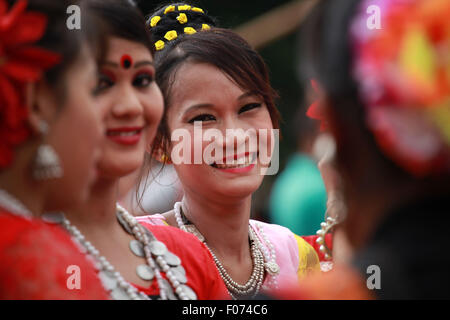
[[106, 127, 143, 146]]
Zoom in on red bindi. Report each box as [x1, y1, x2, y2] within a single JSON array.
[[120, 54, 133, 69]]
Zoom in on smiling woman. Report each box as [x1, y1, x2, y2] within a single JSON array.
[[137, 3, 321, 300]]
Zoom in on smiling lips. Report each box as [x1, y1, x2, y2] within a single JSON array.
[[210, 152, 257, 173], [106, 127, 143, 145]]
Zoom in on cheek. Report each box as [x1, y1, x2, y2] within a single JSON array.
[[143, 90, 164, 140]]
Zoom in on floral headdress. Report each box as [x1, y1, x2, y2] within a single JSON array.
[[0, 0, 60, 169], [148, 4, 212, 52], [308, 0, 450, 177], [350, 0, 450, 177]]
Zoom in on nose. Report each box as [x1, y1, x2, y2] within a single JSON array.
[[111, 84, 143, 118], [221, 117, 254, 155]]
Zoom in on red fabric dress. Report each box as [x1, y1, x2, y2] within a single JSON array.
[[135, 222, 230, 300], [0, 210, 109, 300]]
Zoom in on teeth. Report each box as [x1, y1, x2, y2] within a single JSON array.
[[108, 130, 140, 137], [213, 153, 257, 169]]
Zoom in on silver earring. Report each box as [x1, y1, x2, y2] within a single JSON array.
[[32, 121, 63, 181]]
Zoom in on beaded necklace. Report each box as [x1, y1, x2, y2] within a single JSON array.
[[173, 201, 280, 299]]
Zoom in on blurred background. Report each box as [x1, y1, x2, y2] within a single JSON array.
[[134, 0, 324, 233]]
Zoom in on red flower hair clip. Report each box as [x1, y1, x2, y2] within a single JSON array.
[[0, 0, 60, 169], [306, 79, 328, 131]]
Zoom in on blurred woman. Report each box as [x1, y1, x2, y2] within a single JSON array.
[[0, 0, 108, 299], [137, 3, 320, 299], [295, 0, 450, 299], [60, 0, 227, 300]]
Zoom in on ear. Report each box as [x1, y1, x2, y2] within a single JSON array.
[[25, 81, 59, 135]]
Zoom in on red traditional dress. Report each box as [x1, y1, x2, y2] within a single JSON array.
[[0, 210, 109, 300], [133, 222, 230, 299]]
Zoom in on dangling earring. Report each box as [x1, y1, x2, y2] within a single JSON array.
[[160, 153, 170, 163], [32, 121, 63, 181]]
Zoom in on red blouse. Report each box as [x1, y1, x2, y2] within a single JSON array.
[[0, 210, 109, 300], [135, 222, 230, 300]]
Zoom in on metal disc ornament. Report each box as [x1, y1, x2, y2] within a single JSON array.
[[170, 266, 187, 284], [149, 240, 167, 256], [164, 251, 181, 266], [116, 212, 133, 234], [136, 264, 155, 281], [179, 284, 197, 300], [41, 212, 65, 224], [129, 240, 145, 257], [160, 279, 177, 300]]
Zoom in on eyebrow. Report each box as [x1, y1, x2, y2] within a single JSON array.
[[183, 103, 214, 115], [183, 91, 261, 115], [238, 91, 260, 100]]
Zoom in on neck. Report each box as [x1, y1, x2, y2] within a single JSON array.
[[65, 177, 119, 233], [0, 144, 45, 217], [182, 190, 252, 261]]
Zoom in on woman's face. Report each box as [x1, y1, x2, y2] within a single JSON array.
[[94, 37, 164, 179], [43, 47, 104, 211], [166, 62, 274, 200]]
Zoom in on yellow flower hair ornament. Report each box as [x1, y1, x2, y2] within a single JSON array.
[[191, 7, 204, 13], [164, 5, 175, 14], [177, 13, 187, 24], [184, 27, 196, 35], [178, 5, 191, 11], [164, 30, 178, 41], [155, 40, 165, 51], [150, 16, 161, 28]]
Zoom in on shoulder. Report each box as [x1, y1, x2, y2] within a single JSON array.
[[250, 220, 320, 276], [0, 215, 108, 299], [250, 220, 298, 247]]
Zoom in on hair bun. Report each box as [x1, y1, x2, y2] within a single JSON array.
[[146, 2, 216, 51]]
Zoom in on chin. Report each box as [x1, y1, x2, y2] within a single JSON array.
[[98, 153, 143, 179], [211, 178, 262, 199]]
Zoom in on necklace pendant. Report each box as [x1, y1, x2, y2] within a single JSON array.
[[183, 224, 205, 242], [129, 240, 145, 257], [264, 261, 280, 276], [136, 264, 155, 281], [41, 212, 65, 224]]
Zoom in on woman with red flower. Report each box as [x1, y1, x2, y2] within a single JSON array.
[[0, 0, 109, 299]]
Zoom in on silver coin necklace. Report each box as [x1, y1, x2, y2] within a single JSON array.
[[42, 204, 197, 300]]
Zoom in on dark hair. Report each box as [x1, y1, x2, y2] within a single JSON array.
[[17, 0, 105, 102], [300, 0, 450, 187], [87, 0, 154, 54]]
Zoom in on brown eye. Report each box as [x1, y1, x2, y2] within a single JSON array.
[[239, 103, 262, 114], [133, 73, 154, 88], [93, 74, 114, 95], [188, 114, 216, 123]]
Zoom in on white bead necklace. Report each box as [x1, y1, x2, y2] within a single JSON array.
[[0, 189, 33, 218], [173, 201, 280, 298]]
